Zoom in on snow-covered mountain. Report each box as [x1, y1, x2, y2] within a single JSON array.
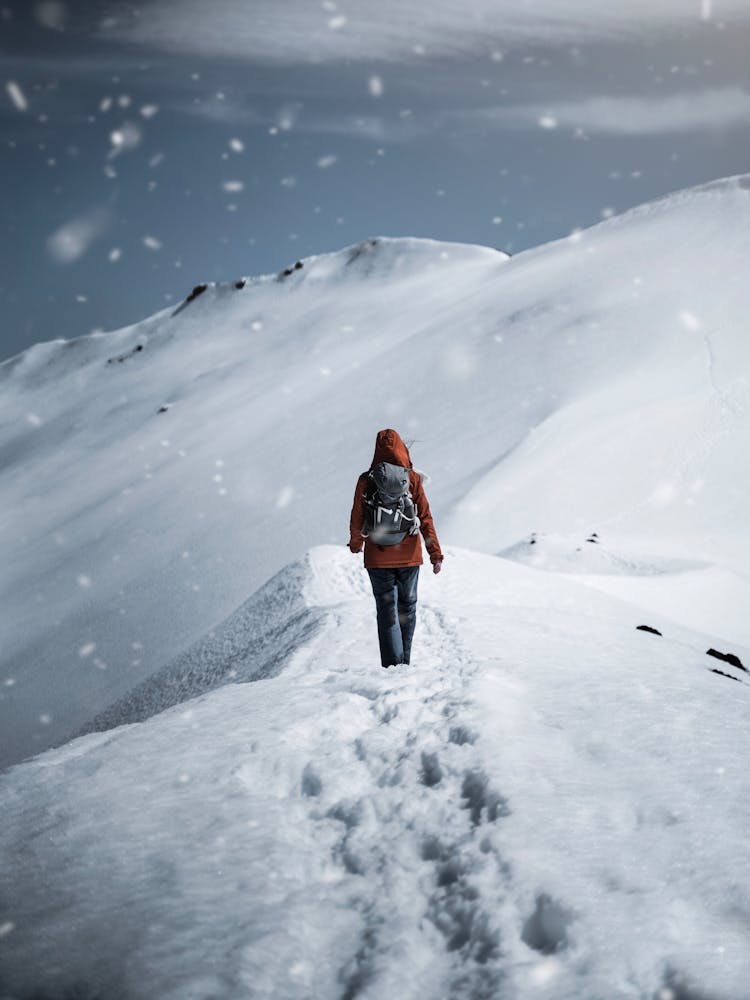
[[2, 176, 749, 768], [1, 177, 750, 998]]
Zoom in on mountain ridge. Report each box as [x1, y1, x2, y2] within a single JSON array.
[[2, 174, 749, 767]]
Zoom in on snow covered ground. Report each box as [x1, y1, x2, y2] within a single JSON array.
[[1, 176, 750, 766], [1, 546, 748, 999], [2, 176, 750, 997]]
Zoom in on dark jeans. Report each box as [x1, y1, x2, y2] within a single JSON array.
[[366, 566, 420, 667]]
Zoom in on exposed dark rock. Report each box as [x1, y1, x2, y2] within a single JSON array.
[[186, 283, 208, 303], [710, 668, 741, 683], [706, 648, 747, 672], [280, 260, 304, 278], [234, 279, 246, 289], [106, 343, 144, 365], [171, 284, 210, 316], [636, 625, 662, 636]]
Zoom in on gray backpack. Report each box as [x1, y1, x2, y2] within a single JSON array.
[[362, 462, 419, 546]]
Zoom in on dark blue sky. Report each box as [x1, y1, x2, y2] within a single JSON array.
[[2, 0, 749, 361]]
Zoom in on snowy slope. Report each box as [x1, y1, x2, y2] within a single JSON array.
[[2, 177, 750, 768], [2, 546, 749, 1000]]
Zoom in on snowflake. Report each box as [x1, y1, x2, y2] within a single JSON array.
[[6, 80, 28, 111]]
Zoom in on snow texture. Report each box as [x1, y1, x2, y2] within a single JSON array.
[[1, 176, 750, 998], [1, 547, 748, 999], [2, 180, 750, 769]]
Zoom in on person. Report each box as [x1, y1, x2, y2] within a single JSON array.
[[348, 429, 443, 668]]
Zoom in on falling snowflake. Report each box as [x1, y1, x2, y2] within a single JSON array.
[[222, 179, 244, 192], [47, 207, 110, 264], [143, 235, 162, 250], [140, 104, 159, 118], [276, 486, 294, 509], [277, 104, 299, 131], [317, 154, 337, 168], [6, 80, 28, 111], [369, 76, 384, 98], [34, 1, 68, 30], [679, 310, 701, 330], [651, 482, 677, 507], [229, 138, 244, 153], [109, 121, 142, 157], [538, 115, 558, 129]]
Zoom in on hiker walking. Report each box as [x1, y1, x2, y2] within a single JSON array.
[[348, 429, 443, 668]]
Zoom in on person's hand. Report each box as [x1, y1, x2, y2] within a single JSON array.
[[348, 542, 363, 555], [432, 560, 443, 575]]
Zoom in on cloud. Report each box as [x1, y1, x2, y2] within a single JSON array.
[[171, 97, 262, 127], [102, 0, 750, 64], [170, 94, 425, 142], [463, 87, 750, 135]]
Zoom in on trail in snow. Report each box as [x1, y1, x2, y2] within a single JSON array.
[[302, 599, 513, 999], [1, 547, 749, 1000], [1, 553, 521, 1000]]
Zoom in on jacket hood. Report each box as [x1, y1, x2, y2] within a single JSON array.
[[371, 428, 412, 469]]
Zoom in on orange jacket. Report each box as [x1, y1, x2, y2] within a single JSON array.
[[349, 429, 443, 569]]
